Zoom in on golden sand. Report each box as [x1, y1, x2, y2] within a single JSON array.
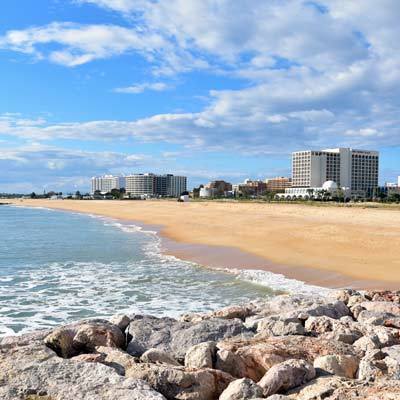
[[10, 199, 400, 287]]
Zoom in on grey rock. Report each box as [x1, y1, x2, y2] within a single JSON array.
[[141, 348, 180, 366], [126, 315, 250, 359], [44, 319, 126, 358], [258, 359, 315, 396], [287, 376, 345, 399], [313, 354, 359, 378], [0, 341, 165, 400], [257, 317, 305, 336], [219, 378, 263, 400], [109, 314, 131, 332], [184, 341, 216, 369], [126, 362, 233, 400]]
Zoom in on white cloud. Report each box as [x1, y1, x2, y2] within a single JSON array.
[[114, 82, 169, 94]]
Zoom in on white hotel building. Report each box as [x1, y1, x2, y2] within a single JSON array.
[[282, 148, 379, 199], [91, 175, 124, 194]]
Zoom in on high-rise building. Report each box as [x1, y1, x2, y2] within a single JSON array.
[[292, 148, 379, 196], [265, 177, 292, 192], [91, 175, 124, 194], [125, 173, 187, 197]]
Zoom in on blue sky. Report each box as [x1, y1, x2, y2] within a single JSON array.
[[0, 0, 399, 193]]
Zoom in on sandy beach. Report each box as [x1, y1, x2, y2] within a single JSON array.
[[9, 199, 400, 289]]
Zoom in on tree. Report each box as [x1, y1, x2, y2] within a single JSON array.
[[30, 192, 36, 199]]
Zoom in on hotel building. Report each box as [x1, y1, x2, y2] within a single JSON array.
[[265, 177, 292, 192], [125, 173, 187, 198], [292, 148, 379, 197], [91, 175, 124, 194]]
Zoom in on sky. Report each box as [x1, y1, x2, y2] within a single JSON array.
[[0, 0, 399, 193]]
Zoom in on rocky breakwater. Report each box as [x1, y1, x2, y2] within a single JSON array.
[[2, 290, 400, 399]]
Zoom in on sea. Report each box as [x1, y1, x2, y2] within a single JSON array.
[[0, 205, 328, 336]]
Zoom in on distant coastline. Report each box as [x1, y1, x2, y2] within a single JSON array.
[[7, 199, 400, 290]]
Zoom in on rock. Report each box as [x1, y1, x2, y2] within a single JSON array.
[[265, 396, 290, 400], [360, 301, 400, 316], [185, 341, 216, 369], [365, 290, 400, 303], [126, 315, 250, 360], [258, 359, 315, 396], [219, 378, 263, 400], [71, 353, 106, 363], [126, 363, 233, 400], [287, 376, 345, 399], [96, 345, 137, 375], [357, 358, 386, 380], [216, 335, 359, 381], [353, 335, 381, 352], [256, 317, 305, 336], [313, 354, 359, 378], [141, 348, 180, 366], [0, 340, 166, 400], [44, 319, 126, 358], [215, 348, 249, 378], [109, 314, 131, 332], [357, 310, 394, 325], [211, 305, 254, 321], [382, 345, 400, 362]]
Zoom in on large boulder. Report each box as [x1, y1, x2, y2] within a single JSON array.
[[44, 319, 126, 358], [126, 315, 250, 360], [219, 378, 263, 400], [125, 362, 233, 400], [185, 341, 216, 369], [256, 317, 305, 336], [0, 340, 165, 400], [216, 335, 360, 381], [141, 348, 180, 366], [360, 301, 400, 316], [313, 354, 359, 378], [258, 359, 315, 396]]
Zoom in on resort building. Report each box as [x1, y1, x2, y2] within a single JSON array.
[[265, 177, 292, 192], [292, 147, 379, 197], [233, 179, 267, 197], [200, 180, 232, 198], [91, 175, 124, 194], [125, 173, 187, 198]]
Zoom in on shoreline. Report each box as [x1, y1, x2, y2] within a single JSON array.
[[7, 199, 400, 290]]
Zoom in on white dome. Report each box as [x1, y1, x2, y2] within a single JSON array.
[[322, 180, 338, 191]]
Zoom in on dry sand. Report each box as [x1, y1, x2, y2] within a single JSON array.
[[9, 199, 400, 289]]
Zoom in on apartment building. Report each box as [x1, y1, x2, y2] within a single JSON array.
[[125, 173, 187, 198], [292, 148, 379, 197], [265, 177, 292, 192], [91, 175, 124, 194]]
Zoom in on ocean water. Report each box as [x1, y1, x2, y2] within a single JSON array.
[[0, 205, 329, 336]]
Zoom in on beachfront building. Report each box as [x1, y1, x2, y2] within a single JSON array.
[[233, 179, 267, 197], [291, 148, 379, 198], [91, 175, 124, 194], [125, 173, 187, 198], [265, 177, 292, 192], [199, 180, 232, 198]]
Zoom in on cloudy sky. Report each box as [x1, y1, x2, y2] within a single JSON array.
[[1, 0, 399, 193]]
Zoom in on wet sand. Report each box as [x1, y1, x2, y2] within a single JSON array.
[[9, 199, 400, 289]]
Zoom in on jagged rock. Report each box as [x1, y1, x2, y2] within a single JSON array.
[[258, 359, 315, 396], [360, 301, 400, 316], [255, 295, 349, 320], [357, 358, 387, 380], [357, 310, 394, 325], [44, 319, 126, 358], [382, 345, 400, 362], [125, 362, 233, 400], [71, 353, 106, 363], [211, 305, 254, 321], [353, 335, 381, 352], [0, 341, 166, 400], [215, 348, 249, 378], [219, 378, 263, 400], [109, 314, 131, 332], [287, 376, 346, 399], [216, 335, 359, 381], [141, 348, 180, 366], [265, 396, 291, 400], [185, 341, 216, 369], [126, 315, 250, 359], [313, 354, 359, 378], [96, 345, 137, 375], [256, 317, 305, 336]]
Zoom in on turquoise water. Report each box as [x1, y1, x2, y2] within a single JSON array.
[[0, 205, 274, 335]]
